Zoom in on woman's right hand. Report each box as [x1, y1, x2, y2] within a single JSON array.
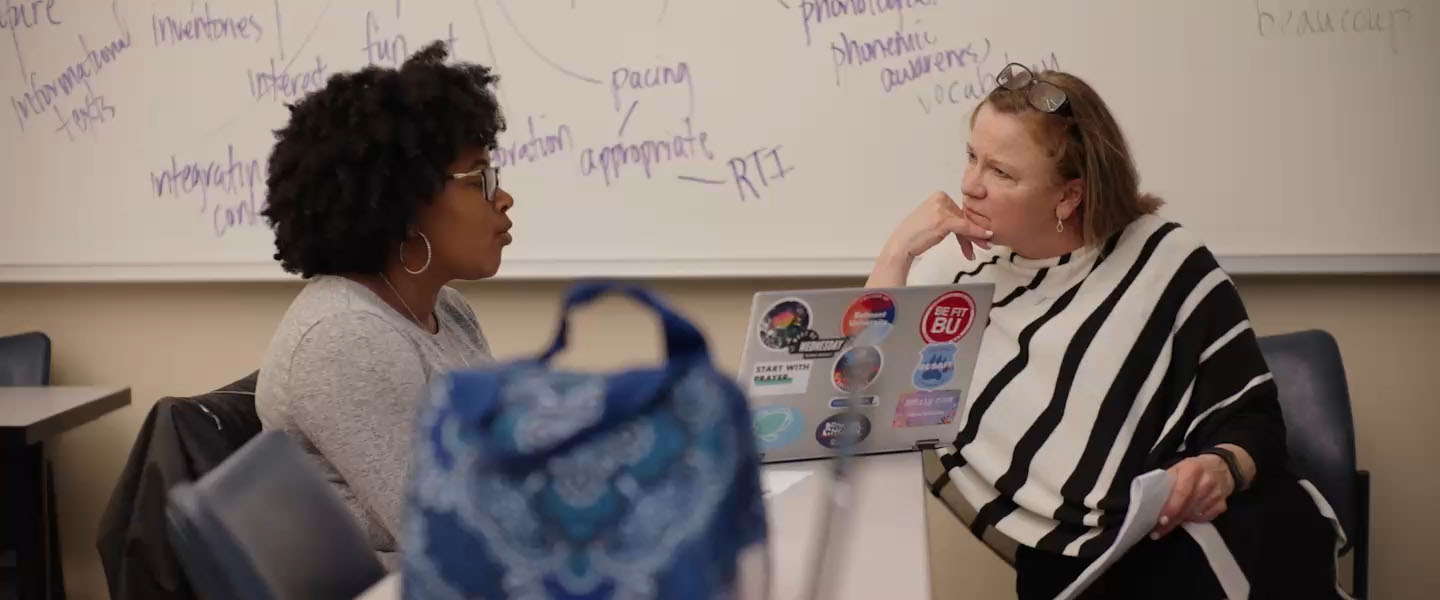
[[867, 192, 994, 288], [883, 191, 993, 262]]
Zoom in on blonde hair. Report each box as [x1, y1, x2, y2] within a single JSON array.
[[973, 70, 1162, 247]]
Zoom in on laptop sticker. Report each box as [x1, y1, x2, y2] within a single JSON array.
[[752, 405, 806, 452], [789, 332, 849, 359], [758, 298, 813, 351], [893, 389, 963, 428], [912, 343, 958, 390], [920, 291, 978, 344], [749, 360, 813, 397], [841, 292, 897, 346], [832, 345, 883, 393], [828, 395, 879, 409], [815, 413, 872, 449]]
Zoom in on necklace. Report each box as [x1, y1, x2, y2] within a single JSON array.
[[378, 273, 473, 369]]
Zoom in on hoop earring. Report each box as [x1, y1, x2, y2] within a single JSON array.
[[1056, 218, 1065, 233], [399, 232, 432, 275]]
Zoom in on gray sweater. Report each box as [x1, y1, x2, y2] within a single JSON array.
[[256, 276, 493, 570]]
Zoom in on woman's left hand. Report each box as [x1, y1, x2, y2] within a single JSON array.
[[1151, 454, 1235, 539]]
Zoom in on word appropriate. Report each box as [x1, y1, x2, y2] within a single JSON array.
[[579, 117, 714, 185], [247, 55, 328, 102], [830, 29, 936, 85], [1254, 1, 1412, 53], [0, 0, 59, 30], [492, 115, 574, 168], [798, 0, 940, 45], [152, 4, 264, 45], [915, 50, 1059, 115], [610, 61, 691, 113], [8, 4, 132, 131]]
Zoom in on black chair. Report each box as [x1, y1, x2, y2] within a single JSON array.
[[165, 431, 386, 600], [0, 331, 50, 386], [1257, 329, 1369, 599], [0, 331, 63, 600]]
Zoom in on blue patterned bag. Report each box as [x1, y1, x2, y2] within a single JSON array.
[[401, 283, 770, 600]]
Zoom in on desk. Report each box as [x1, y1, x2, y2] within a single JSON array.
[[1, 386, 130, 600], [355, 452, 930, 600]]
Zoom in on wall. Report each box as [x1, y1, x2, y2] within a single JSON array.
[[0, 275, 1435, 599]]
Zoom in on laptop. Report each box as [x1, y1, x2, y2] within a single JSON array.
[[739, 283, 995, 463]]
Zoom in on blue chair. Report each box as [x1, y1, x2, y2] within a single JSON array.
[[0, 331, 63, 600], [1257, 329, 1369, 599], [165, 431, 386, 600]]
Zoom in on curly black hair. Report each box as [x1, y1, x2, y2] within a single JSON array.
[[261, 41, 506, 277]]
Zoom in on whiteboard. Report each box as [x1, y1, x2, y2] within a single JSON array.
[[2, 0, 1437, 282]]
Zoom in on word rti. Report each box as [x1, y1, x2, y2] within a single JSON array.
[[679, 145, 794, 202]]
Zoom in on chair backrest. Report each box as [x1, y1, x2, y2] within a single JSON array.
[[1256, 329, 1358, 551], [0, 331, 51, 386], [165, 431, 386, 600]]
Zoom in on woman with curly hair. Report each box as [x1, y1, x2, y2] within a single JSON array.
[[255, 41, 510, 568]]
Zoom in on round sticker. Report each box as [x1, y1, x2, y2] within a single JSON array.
[[815, 413, 872, 449], [752, 405, 805, 452], [832, 345, 883, 393], [920, 291, 978, 344], [841, 293, 897, 345], [758, 298, 813, 351]]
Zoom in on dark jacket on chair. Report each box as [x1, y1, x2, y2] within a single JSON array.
[[96, 372, 262, 600]]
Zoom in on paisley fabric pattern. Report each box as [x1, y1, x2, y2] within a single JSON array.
[[403, 287, 768, 600]]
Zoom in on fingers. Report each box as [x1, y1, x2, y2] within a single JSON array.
[[956, 235, 975, 261], [1154, 464, 1198, 539], [941, 215, 993, 247]]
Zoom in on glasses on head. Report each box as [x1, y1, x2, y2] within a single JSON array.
[[450, 165, 501, 204], [996, 63, 1069, 114]]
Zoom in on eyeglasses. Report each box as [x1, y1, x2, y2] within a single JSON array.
[[450, 165, 501, 204], [995, 63, 1069, 114]]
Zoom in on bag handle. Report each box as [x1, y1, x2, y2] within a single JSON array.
[[539, 281, 710, 366]]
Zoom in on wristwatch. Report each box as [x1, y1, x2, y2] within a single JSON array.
[[1199, 447, 1248, 494]]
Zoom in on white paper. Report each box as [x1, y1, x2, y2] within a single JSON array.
[[1055, 469, 1251, 600], [1054, 470, 1173, 600], [761, 469, 813, 498]]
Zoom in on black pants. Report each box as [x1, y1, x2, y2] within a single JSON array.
[[1015, 476, 1343, 600]]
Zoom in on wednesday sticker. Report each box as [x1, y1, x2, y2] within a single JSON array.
[[749, 360, 814, 397], [920, 291, 977, 344], [893, 389, 963, 428]]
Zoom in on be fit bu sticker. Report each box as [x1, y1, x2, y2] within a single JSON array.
[[920, 291, 977, 345]]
